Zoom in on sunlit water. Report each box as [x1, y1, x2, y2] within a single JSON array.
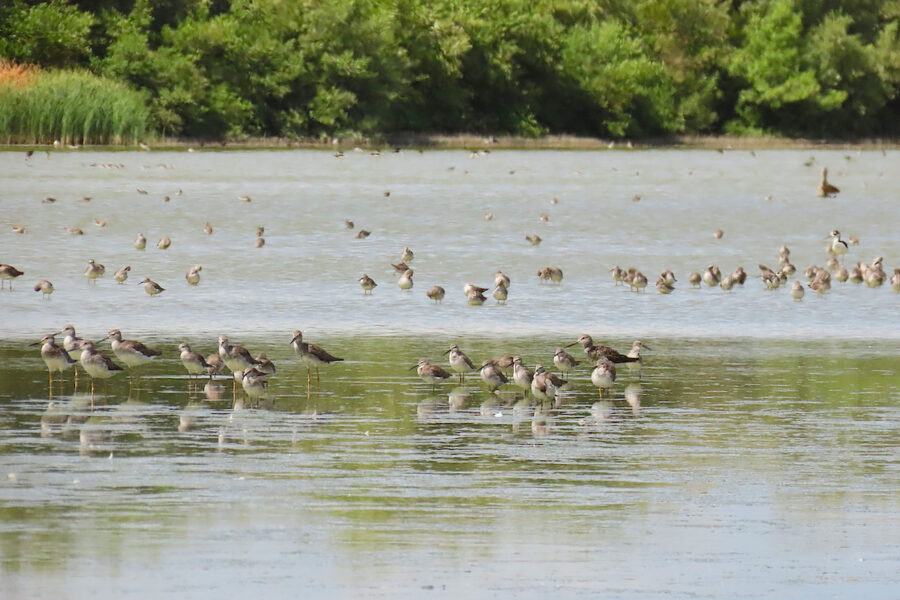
[[2, 149, 899, 597]]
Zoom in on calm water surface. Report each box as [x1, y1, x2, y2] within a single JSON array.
[[1, 149, 899, 598]]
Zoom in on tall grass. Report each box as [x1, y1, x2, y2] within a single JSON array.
[[0, 62, 152, 145]]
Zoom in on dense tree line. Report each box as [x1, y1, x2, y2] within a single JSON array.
[[2, 0, 900, 141]]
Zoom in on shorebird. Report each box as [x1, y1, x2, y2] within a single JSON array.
[[512, 357, 534, 392], [256, 226, 265, 237], [157, 236, 171, 250], [185, 265, 202, 286], [466, 287, 486, 305], [627, 340, 649, 366], [525, 234, 542, 246], [817, 167, 839, 197], [833, 265, 849, 283], [567, 334, 640, 364], [731, 267, 747, 284], [11, 225, 26, 234], [660, 270, 677, 285], [401, 247, 414, 262], [33, 280, 54, 299], [611, 266, 626, 285], [553, 347, 580, 380], [398, 269, 414, 291], [94, 219, 107, 228], [344, 219, 354, 229], [531, 365, 564, 402], [359, 274, 377, 294], [238, 195, 251, 202], [463, 283, 488, 297], [140, 277, 165, 296], [494, 271, 510, 289], [84, 259, 105, 284], [178, 343, 211, 382], [491, 356, 515, 374], [828, 230, 848, 260], [791, 281, 805, 300], [204, 222, 213, 235], [655, 276, 674, 294], [848, 265, 864, 284], [57, 324, 85, 358], [492, 282, 508, 303], [114, 265, 131, 284], [391, 262, 410, 274], [702, 265, 721, 286], [219, 335, 260, 382], [891, 268, 900, 292], [205, 353, 226, 378], [77, 340, 124, 398], [255, 353, 276, 376], [688, 272, 702, 287], [240, 368, 268, 405], [864, 256, 885, 287], [537, 267, 563, 284], [65, 227, 84, 235], [444, 344, 476, 382], [134, 233, 147, 250], [355, 230, 371, 239], [484, 213, 493, 221], [426, 285, 445, 303], [290, 330, 343, 385], [631, 271, 648, 292], [591, 358, 616, 397], [414, 358, 452, 390], [31, 334, 76, 384], [714, 229, 724, 239], [100, 329, 161, 375], [479, 360, 509, 392], [1, 263, 25, 289], [720, 274, 735, 291]]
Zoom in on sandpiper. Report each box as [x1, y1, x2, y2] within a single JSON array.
[[720, 274, 735, 291], [611, 265, 626, 285], [239, 195, 251, 202], [356, 230, 371, 239], [626, 340, 649, 369], [444, 344, 476, 382], [204, 222, 213, 235], [140, 278, 165, 296], [491, 356, 515, 374], [656, 276, 674, 294], [492, 282, 508, 303], [94, 219, 107, 228], [219, 335, 260, 381], [77, 340, 124, 397], [100, 329, 162, 373], [494, 271, 510, 288], [817, 167, 839, 197], [567, 334, 640, 364], [57, 324, 85, 358], [255, 237, 265, 248], [255, 353, 276, 376], [185, 265, 202, 286], [848, 265, 863, 284], [553, 347, 580, 380], [401, 247, 414, 262], [240, 368, 268, 405], [114, 265, 131, 284], [791, 281, 805, 300], [466, 287, 486, 305], [864, 256, 885, 287], [660, 270, 677, 285], [833, 265, 849, 283], [714, 229, 724, 239], [359, 274, 377, 294], [290, 330, 343, 385], [512, 357, 534, 392], [688, 272, 702, 287], [731, 267, 747, 284], [426, 285, 445, 303], [31, 334, 76, 384], [157, 236, 172, 250], [531, 365, 564, 402], [591, 358, 617, 397], [84, 259, 105, 284], [134, 233, 147, 250], [345, 219, 354, 229], [631, 271, 648, 292], [33, 280, 54, 299], [391, 262, 410, 274], [11, 225, 26, 234], [1, 263, 25, 289], [702, 265, 721, 286], [479, 360, 509, 392], [256, 226, 265, 237], [398, 269, 414, 291], [65, 227, 84, 235], [525, 234, 542, 246], [414, 358, 452, 389], [178, 343, 211, 381], [205, 353, 226, 378], [891, 268, 900, 292]]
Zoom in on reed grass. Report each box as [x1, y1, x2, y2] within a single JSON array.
[[0, 62, 152, 145]]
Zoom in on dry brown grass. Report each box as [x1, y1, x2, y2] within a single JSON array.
[[0, 60, 39, 89]]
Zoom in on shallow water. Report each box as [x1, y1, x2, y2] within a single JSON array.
[[1, 148, 899, 339], [1, 336, 899, 598], [2, 149, 899, 597]]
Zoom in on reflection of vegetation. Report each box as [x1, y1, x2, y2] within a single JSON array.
[[1, 337, 899, 574], [3, 0, 900, 141]]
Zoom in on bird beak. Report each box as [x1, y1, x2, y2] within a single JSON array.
[[98, 335, 109, 342], [564, 341, 578, 348], [408, 365, 419, 371], [442, 348, 451, 355], [29, 340, 42, 346], [289, 335, 300, 345], [642, 343, 652, 350]]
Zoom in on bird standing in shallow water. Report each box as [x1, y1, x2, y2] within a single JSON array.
[[415, 358, 452, 390], [290, 330, 343, 387], [591, 358, 616, 397], [444, 344, 476, 382], [115, 266, 131, 284], [479, 360, 508, 392], [140, 277, 165, 296], [179, 343, 211, 383], [567, 334, 640, 364], [32, 334, 76, 386], [553, 347, 580, 380], [84, 260, 104, 285], [33, 280, 54, 299], [185, 265, 202, 286], [817, 167, 840, 197], [398, 269, 414, 291], [359, 274, 377, 294], [426, 286, 445, 303], [77, 340, 124, 401], [134, 233, 146, 250], [100, 329, 161, 377]]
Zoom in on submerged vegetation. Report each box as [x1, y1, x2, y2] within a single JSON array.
[[2, 0, 900, 142]]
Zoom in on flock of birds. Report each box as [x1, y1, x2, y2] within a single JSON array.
[[30, 321, 646, 407]]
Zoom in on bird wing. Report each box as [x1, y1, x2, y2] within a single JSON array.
[[310, 343, 343, 363]]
